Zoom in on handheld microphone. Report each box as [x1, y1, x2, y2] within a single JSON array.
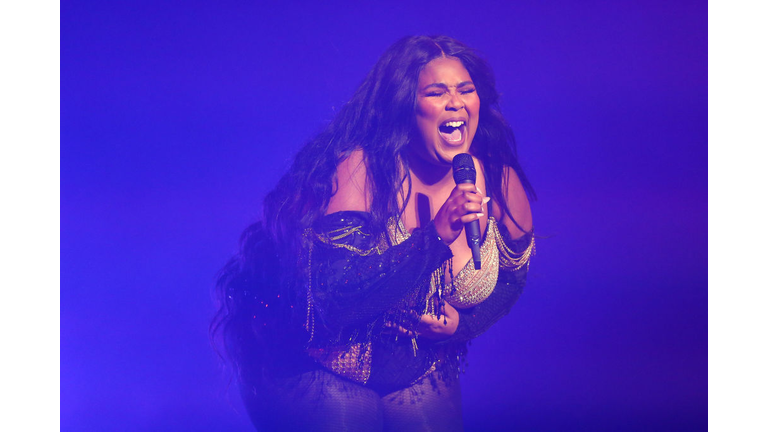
[[452, 153, 482, 270]]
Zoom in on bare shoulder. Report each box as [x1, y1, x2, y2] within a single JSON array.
[[494, 165, 533, 238], [326, 148, 370, 214]]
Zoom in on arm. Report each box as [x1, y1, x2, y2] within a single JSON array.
[[414, 227, 532, 342], [450, 165, 534, 340], [419, 165, 534, 342], [439, 227, 532, 343], [311, 150, 487, 339], [496, 165, 533, 236], [309, 212, 452, 334]]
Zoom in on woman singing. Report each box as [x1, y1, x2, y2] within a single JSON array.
[[212, 35, 536, 431]]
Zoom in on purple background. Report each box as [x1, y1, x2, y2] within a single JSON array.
[[62, 1, 707, 430]]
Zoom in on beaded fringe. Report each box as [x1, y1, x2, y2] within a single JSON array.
[[299, 218, 535, 384]]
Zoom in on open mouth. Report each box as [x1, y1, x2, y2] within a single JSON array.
[[438, 120, 466, 144]]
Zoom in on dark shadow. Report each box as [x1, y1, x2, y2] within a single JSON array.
[[416, 193, 432, 229]]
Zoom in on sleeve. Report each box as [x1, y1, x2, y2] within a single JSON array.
[[438, 226, 534, 344], [308, 211, 453, 338]]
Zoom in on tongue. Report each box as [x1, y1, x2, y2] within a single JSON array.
[[440, 127, 462, 142]]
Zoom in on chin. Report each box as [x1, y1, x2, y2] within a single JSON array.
[[442, 141, 473, 158], [410, 135, 473, 167], [433, 147, 470, 167]]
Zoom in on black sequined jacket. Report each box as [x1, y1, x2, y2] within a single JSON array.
[[237, 211, 532, 394]]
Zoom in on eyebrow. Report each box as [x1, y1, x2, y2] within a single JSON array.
[[421, 81, 475, 91]]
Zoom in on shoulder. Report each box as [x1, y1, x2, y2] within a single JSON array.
[[326, 149, 370, 214], [490, 165, 532, 239]]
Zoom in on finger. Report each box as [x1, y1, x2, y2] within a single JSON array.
[[456, 183, 478, 191], [445, 190, 480, 210], [481, 196, 491, 214], [460, 213, 484, 224], [462, 202, 483, 213], [396, 325, 414, 336], [461, 191, 483, 203], [455, 183, 485, 197], [446, 186, 472, 201], [420, 313, 452, 328], [385, 322, 410, 332], [420, 318, 442, 330], [420, 313, 434, 323], [454, 184, 482, 198]]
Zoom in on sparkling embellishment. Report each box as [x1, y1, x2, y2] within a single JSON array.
[[387, 217, 535, 310], [446, 218, 501, 308], [307, 342, 373, 384], [304, 236, 316, 342], [494, 223, 536, 271]]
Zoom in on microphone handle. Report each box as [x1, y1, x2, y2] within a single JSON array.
[[465, 217, 482, 270]]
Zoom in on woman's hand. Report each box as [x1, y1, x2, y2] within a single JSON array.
[[433, 183, 486, 245], [416, 302, 459, 340], [383, 302, 460, 340]]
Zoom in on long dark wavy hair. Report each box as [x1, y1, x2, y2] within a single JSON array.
[[211, 35, 535, 376]]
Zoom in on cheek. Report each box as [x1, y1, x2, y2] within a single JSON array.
[[415, 118, 430, 140], [415, 102, 441, 132], [468, 97, 481, 128], [416, 100, 441, 120], [468, 95, 481, 113], [414, 114, 433, 144]]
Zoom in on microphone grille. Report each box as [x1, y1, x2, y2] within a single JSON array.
[[452, 153, 476, 184]]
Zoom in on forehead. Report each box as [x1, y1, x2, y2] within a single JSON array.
[[418, 57, 472, 87]]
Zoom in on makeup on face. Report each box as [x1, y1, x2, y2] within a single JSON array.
[[413, 57, 480, 166]]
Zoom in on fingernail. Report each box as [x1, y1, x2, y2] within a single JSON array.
[[482, 197, 491, 204], [477, 213, 484, 218]]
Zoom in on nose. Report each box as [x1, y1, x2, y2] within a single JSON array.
[[446, 91, 464, 111]]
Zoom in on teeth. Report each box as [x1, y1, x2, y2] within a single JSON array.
[[443, 121, 465, 128]]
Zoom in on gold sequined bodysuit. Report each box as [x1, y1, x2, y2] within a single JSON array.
[[388, 217, 535, 311]]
